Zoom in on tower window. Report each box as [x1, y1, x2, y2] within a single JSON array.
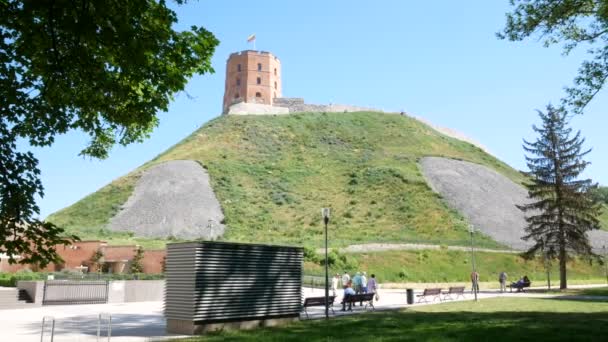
[[274, 82, 277, 90], [234, 93, 240, 99], [257, 63, 262, 71], [257, 77, 261, 85], [236, 78, 241, 86], [237, 64, 241, 72], [274, 68, 277, 76], [255, 92, 262, 98]]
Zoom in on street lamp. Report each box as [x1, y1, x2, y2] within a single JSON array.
[[321, 208, 330, 320], [469, 225, 478, 302]]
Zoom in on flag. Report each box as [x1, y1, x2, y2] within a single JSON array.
[[247, 34, 256, 43]]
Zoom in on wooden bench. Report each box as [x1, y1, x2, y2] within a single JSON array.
[[417, 288, 442, 303], [442, 286, 465, 300], [342, 293, 376, 311], [302, 296, 335, 318], [508, 281, 531, 293]]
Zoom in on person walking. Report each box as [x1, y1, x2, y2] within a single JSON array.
[[367, 274, 378, 301], [361, 272, 368, 293], [499, 271, 508, 293], [331, 273, 340, 297], [471, 271, 480, 294], [353, 272, 362, 294], [341, 272, 350, 289]]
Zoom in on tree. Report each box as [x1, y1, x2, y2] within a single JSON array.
[[499, 0, 608, 114], [90, 248, 104, 273], [130, 246, 144, 274], [0, 1, 219, 267], [591, 186, 608, 205], [518, 105, 602, 289]]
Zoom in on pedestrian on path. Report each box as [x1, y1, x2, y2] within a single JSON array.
[[499, 271, 508, 293], [471, 271, 480, 294], [353, 272, 362, 294], [361, 272, 368, 293], [332, 273, 340, 297]]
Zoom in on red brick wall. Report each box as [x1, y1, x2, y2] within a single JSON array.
[[1, 240, 166, 274], [142, 250, 166, 274]]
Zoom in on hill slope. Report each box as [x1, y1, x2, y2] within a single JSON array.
[[47, 112, 544, 249]]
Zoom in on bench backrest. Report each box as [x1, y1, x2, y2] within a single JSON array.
[[304, 296, 335, 306], [344, 293, 375, 302], [423, 288, 442, 295], [448, 286, 465, 293]]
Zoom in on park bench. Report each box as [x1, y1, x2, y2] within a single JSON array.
[[508, 281, 531, 293], [302, 296, 335, 318], [417, 288, 443, 303], [342, 293, 376, 311], [442, 286, 466, 301]]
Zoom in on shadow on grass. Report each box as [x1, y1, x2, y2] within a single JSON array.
[[176, 309, 608, 342]]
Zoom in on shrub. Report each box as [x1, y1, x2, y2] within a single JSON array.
[[303, 246, 319, 263]]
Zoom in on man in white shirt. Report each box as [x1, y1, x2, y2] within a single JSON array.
[[341, 272, 350, 289]]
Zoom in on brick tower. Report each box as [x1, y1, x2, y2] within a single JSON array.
[[222, 50, 282, 113]]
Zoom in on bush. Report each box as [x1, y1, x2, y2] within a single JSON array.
[[303, 246, 319, 263]]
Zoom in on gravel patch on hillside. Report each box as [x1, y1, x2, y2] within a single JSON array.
[[420, 157, 608, 251], [108, 160, 224, 239]]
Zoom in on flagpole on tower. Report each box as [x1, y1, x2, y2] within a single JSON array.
[[247, 33, 256, 51]]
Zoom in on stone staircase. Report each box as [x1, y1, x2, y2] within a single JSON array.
[[0, 287, 34, 310]]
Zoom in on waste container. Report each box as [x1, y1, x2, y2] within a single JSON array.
[[406, 288, 414, 304]]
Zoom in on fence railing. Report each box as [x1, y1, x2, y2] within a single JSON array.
[[42, 280, 109, 305]]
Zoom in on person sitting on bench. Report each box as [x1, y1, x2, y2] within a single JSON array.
[[511, 275, 530, 292], [341, 281, 355, 311]]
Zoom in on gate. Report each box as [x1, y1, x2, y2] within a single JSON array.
[[42, 280, 109, 305]]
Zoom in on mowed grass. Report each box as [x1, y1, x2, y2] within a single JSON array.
[[303, 249, 608, 283], [178, 297, 608, 342], [47, 112, 526, 249]]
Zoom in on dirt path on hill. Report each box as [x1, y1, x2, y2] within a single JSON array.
[[317, 243, 518, 255]]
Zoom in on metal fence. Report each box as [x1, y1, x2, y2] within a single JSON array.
[[42, 280, 109, 305]]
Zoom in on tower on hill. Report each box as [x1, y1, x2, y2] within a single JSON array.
[[222, 50, 282, 113]]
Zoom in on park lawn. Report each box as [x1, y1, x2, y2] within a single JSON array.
[[181, 297, 608, 342]]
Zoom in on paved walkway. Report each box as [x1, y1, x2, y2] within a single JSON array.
[[1, 285, 605, 341]]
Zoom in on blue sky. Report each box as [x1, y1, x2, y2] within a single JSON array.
[[27, 0, 608, 218]]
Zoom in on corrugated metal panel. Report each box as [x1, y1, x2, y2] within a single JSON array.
[[42, 280, 108, 305], [165, 241, 303, 323]]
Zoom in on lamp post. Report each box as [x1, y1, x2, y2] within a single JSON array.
[[321, 208, 330, 320], [469, 225, 478, 302]]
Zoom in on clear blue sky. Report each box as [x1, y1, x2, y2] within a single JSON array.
[[27, 0, 608, 218]]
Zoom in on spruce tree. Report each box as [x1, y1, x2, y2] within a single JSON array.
[[518, 105, 601, 289], [130, 247, 144, 274]]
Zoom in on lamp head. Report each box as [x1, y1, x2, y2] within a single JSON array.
[[322, 208, 330, 219]]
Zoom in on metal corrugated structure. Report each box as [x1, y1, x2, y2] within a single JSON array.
[[42, 280, 109, 305], [165, 241, 303, 324]]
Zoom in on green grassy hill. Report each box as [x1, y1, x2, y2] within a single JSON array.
[[47, 112, 606, 250]]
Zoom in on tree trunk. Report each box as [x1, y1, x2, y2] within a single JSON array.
[[559, 245, 567, 289]]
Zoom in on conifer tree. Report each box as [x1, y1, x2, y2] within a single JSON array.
[[518, 105, 601, 289], [130, 247, 144, 274]]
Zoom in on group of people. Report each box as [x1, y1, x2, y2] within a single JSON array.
[[498, 272, 531, 292], [472, 271, 532, 293], [331, 271, 378, 311]]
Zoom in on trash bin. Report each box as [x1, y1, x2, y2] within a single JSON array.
[[406, 288, 414, 304]]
